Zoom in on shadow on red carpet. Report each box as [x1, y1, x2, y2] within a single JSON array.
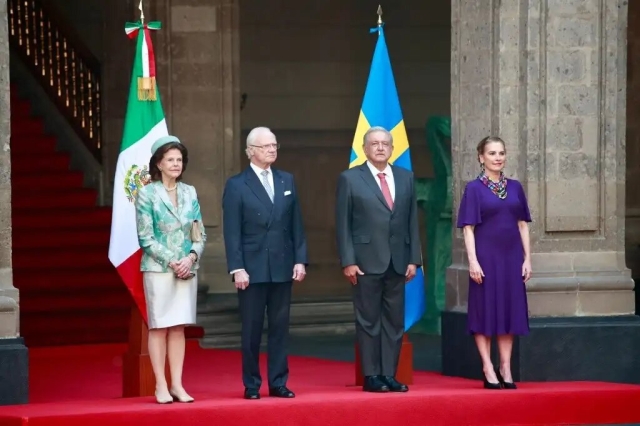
[[0, 341, 639, 426]]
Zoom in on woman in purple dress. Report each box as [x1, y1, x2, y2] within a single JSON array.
[[456, 136, 532, 390]]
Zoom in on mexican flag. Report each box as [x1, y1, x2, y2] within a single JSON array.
[[108, 20, 167, 322]]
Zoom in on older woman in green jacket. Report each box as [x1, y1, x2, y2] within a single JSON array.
[[135, 135, 206, 404]]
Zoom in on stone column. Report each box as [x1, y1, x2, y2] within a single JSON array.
[[150, 0, 241, 294], [0, 0, 28, 405], [626, 0, 640, 288], [444, 0, 640, 384]]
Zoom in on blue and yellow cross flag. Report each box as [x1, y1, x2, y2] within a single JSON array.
[[349, 19, 426, 331]]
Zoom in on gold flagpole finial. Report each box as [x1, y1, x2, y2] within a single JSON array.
[[377, 5, 383, 26], [139, 0, 145, 25]]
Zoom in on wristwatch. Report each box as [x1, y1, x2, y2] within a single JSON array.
[[189, 250, 198, 262]]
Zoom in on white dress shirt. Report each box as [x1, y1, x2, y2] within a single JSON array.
[[230, 163, 274, 275], [250, 162, 274, 193], [366, 161, 395, 201]]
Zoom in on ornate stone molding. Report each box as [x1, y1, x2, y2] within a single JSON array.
[[449, 0, 633, 316]]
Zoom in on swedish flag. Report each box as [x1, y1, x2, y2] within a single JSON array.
[[349, 24, 426, 331]]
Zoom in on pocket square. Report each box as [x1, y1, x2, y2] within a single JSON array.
[[284, 190, 292, 196]]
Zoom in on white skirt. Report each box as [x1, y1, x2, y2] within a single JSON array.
[[143, 272, 198, 329]]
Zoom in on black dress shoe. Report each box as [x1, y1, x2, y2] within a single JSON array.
[[382, 376, 409, 392], [269, 386, 295, 398], [244, 388, 260, 399], [363, 375, 390, 392], [483, 377, 502, 390], [495, 369, 517, 390], [483, 371, 502, 390]]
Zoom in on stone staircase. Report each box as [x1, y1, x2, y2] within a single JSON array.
[[198, 295, 354, 349]]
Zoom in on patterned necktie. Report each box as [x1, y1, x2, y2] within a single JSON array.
[[261, 170, 274, 203], [378, 173, 394, 210]]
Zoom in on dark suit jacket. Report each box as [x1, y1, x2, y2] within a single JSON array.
[[222, 166, 308, 284], [335, 163, 422, 275]]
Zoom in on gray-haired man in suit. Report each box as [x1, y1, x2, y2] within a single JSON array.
[[222, 127, 308, 400], [335, 126, 422, 393]]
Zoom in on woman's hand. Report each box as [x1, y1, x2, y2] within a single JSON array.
[[522, 258, 532, 283], [173, 256, 194, 279], [469, 260, 485, 284]]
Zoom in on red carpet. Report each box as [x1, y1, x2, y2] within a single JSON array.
[[0, 342, 639, 426], [9, 88, 202, 346], [10, 88, 132, 347]]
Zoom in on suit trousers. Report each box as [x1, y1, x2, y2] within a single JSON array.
[[238, 281, 292, 389], [353, 262, 405, 377]]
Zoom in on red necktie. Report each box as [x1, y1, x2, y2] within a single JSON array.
[[378, 173, 394, 210]]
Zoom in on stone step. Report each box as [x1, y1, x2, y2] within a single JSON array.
[[200, 323, 356, 350], [198, 295, 354, 349], [289, 322, 354, 336], [200, 334, 243, 349]]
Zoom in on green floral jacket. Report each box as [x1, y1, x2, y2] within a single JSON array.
[[135, 181, 206, 272]]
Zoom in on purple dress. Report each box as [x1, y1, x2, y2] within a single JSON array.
[[456, 178, 531, 336]]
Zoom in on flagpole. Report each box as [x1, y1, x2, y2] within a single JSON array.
[[375, 2, 415, 386], [120, 2, 170, 397], [139, 0, 145, 25], [352, 5, 415, 387]]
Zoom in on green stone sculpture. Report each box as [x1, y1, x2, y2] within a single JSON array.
[[413, 116, 452, 335]]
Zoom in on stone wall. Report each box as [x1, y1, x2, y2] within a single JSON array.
[[50, 0, 103, 58], [448, 0, 634, 317], [100, 0, 451, 298], [1, 0, 28, 405], [139, 0, 241, 294], [49, 0, 640, 306], [101, 1, 242, 294], [442, 0, 639, 384], [240, 0, 450, 131], [239, 0, 450, 297], [0, 0, 18, 338], [626, 0, 640, 280]]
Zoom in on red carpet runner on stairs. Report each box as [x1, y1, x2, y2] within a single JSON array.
[[0, 343, 639, 426], [10, 89, 132, 347], [10, 88, 203, 346]]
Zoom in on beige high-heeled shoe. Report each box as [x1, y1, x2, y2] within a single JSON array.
[[169, 388, 194, 403], [155, 389, 173, 404]]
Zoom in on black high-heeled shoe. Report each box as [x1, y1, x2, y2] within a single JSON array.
[[483, 372, 502, 390], [495, 368, 517, 389]]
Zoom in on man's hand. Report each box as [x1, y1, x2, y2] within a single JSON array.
[[405, 264, 417, 283], [292, 264, 306, 282], [343, 265, 364, 285], [234, 270, 250, 290]]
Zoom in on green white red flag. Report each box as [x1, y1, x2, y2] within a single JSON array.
[[108, 20, 167, 322]]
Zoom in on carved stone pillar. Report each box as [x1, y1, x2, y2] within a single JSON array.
[[445, 0, 640, 383], [0, 0, 28, 405], [150, 0, 241, 294], [626, 0, 640, 293]]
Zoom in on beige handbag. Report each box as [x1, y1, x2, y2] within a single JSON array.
[[190, 220, 203, 242]]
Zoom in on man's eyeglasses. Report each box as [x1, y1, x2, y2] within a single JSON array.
[[250, 143, 280, 150]]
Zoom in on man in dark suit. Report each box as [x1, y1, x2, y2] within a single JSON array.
[[222, 127, 308, 400], [335, 126, 421, 393]]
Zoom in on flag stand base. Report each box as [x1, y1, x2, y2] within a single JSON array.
[[354, 333, 413, 386], [122, 305, 171, 397]]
